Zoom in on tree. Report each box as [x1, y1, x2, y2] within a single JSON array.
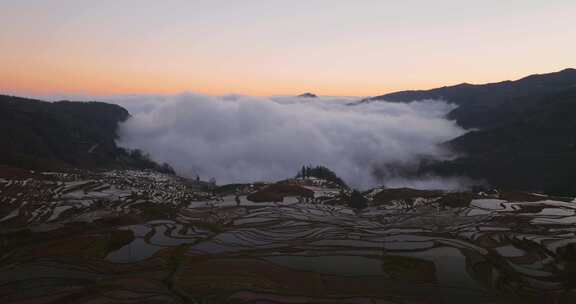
[[349, 190, 367, 211], [159, 163, 175, 174], [295, 165, 348, 188], [300, 166, 307, 178]]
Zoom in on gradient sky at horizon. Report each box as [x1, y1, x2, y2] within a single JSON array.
[[1, 0, 575, 97]]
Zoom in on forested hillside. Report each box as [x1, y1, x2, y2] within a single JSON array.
[[0, 95, 173, 173], [422, 87, 576, 195]]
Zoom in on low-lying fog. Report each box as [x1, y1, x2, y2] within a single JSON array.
[[108, 93, 467, 189]]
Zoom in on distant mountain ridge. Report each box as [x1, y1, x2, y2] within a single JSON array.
[[366, 68, 576, 129], [298, 92, 318, 98]]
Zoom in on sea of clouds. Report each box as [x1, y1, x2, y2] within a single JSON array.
[[107, 93, 467, 189]]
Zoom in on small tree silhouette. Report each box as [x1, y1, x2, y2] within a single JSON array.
[[349, 190, 367, 210], [295, 165, 348, 188]]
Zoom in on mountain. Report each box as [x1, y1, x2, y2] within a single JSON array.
[[362, 68, 576, 195], [297, 92, 318, 98], [366, 68, 576, 129], [0, 95, 173, 173], [422, 87, 576, 195]]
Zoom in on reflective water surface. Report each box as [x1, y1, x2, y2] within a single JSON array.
[[1, 170, 576, 303]]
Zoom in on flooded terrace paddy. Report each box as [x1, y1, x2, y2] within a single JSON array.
[[1, 170, 576, 303]]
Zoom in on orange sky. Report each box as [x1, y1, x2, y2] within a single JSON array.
[[1, 1, 575, 97]]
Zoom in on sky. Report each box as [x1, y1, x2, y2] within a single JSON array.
[[1, 0, 575, 97]]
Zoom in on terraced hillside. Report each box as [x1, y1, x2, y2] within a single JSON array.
[[1, 169, 576, 303]]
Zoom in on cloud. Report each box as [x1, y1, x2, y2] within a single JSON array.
[[113, 93, 466, 189]]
